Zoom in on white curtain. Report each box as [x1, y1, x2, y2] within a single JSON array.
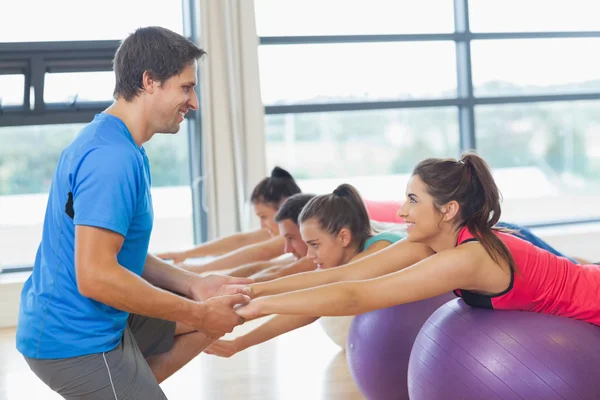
[[195, 0, 266, 238]]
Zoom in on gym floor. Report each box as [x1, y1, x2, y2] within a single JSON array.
[[0, 317, 363, 399]]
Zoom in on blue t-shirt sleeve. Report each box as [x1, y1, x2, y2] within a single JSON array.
[[71, 146, 141, 237]]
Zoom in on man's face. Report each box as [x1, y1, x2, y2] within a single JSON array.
[[278, 219, 308, 260], [149, 61, 199, 134]]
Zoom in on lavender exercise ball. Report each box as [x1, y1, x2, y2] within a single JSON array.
[[345, 292, 455, 400], [408, 298, 600, 400]]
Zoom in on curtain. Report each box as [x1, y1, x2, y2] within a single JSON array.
[[195, 0, 266, 238]]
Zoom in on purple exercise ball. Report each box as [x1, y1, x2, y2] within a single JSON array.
[[345, 292, 456, 400], [408, 298, 600, 400]]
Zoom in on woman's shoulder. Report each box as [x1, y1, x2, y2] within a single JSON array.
[[365, 230, 405, 249]]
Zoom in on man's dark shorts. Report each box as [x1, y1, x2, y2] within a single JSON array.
[[24, 314, 176, 399]]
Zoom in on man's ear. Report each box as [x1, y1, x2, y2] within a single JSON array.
[[141, 71, 158, 94]]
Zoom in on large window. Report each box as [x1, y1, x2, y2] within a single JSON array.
[[257, 0, 600, 226], [471, 38, 600, 97], [259, 42, 457, 105], [0, 0, 184, 42], [44, 71, 116, 103], [0, 1, 202, 273], [0, 74, 24, 106], [254, 0, 455, 36], [265, 108, 458, 198], [476, 101, 600, 224], [468, 0, 599, 33], [0, 122, 194, 271]]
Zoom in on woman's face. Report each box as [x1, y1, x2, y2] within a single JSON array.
[[300, 218, 353, 269], [254, 202, 280, 237], [397, 174, 445, 244]]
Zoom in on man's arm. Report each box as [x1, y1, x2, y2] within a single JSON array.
[[69, 145, 247, 339], [75, 225, 247, 337]]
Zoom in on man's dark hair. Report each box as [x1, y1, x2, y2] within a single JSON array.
[[275, 193, 317, 225], [112, 26, 206, 101]]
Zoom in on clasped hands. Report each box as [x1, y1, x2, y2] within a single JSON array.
[[185, 274, 264, 339]]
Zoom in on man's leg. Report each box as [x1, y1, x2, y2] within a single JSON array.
[[175, 322, 196, 335], [147, 331, 215, 383], [128, 314, 215, 384], [24, 326, 167, 400]]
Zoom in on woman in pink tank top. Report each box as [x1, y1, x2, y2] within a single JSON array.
[[234, 153, 600, 327]]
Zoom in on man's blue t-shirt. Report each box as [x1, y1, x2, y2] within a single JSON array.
[[16, 113, 154, 359]]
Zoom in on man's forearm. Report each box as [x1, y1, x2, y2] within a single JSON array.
[[143, 253, 196, 296], [80, 261, 199, 326]]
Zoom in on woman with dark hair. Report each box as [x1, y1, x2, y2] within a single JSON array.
[[203, 183, 404, 357], [235, 153, 600, 327], [157, 167, 301, 272]]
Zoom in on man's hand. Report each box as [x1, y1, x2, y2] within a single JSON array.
[[189, 274, 254, 301], [204, 339, 241, 358], [214, 284, 255, 298], [187, 294, 250, 339]]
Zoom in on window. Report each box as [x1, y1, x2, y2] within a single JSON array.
[[255, 0, 455, 36], [265, 108, 459, 199], [259, 42, 457, 105], [254, 0, 600, 229], [471, 39, 600, 97], [469, 0, 599, 33], [475, 101, 600, 224], [0, 74, 24, 106], [44, 71, 115, 103], [0, 0, 184, 42], [0, 121, 194, 270]]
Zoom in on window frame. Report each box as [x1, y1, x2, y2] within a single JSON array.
[[0, 0, 207, 274], [259, 0, 600, 223]]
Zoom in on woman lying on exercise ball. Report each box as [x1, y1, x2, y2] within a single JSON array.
[[159, 167, 302, 273], [204, 183, 404, 357], [235, 153, 600, 326]]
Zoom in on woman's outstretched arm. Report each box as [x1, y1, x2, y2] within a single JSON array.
[[204, 315, 318, 358], [250, 239, 435, 297], [237, 244, 482, 319], [157, 229, 270, 262], [182, 235, 286, 274]]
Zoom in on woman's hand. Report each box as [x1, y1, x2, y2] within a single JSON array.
[[204, 339, 242, 358], [235, 298, 267, 320]]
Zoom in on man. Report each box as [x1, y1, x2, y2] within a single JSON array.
[[242, 193, 317, 282], [16, 26, 250, 399]]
